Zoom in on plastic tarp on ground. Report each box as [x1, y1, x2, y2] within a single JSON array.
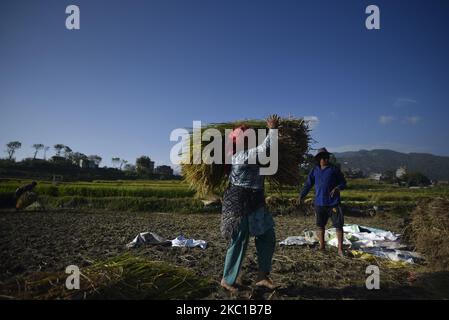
[[127, 232, 207, 249], [171, 235, 207, 250], [279, 224, 422, 264]]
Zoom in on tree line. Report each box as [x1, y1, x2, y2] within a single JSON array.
[[4, 141, 167, 176], [5, 141, 103, 167]]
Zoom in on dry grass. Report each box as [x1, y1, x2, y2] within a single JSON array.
[[0, 254, 214, 300], [404, 197, 449, 271]]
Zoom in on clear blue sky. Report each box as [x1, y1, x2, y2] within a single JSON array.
[[1, 0, 448, 168]]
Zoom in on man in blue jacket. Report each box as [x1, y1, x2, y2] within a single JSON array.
[[298, 148, 347, 256]]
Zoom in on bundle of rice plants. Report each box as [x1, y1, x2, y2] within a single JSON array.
[[0, 255, 214, 300], [181, 117, 311, 197], [404, 197, 449, 271]]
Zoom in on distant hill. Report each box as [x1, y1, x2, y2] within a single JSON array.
[[334, 149, 449, 181]]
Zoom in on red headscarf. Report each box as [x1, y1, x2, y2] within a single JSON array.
[[228, 124, 249, 146], [224, 124, 249, 175]]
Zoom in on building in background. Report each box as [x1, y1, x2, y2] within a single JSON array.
[[369, 173, 383, 181], [396, 166, 407, 179], [155, 165, 174, 177]]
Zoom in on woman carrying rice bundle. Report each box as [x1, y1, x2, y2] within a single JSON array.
[[220, 114, 280, 292]]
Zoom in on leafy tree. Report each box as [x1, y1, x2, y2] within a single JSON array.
[[88, 155, 102, 167], [136, 156, 154, 174], [381, 170, 396, 183], [403, 172, 431, 187], [123, 163, 136, 172], [120, 159, 128, 170], [63, 146, 73, 159], [6, 141, 22, 160], [54, 144, 65, 157], [43, 146, 50, 160], [69, 152, 88, 165], [32, 143, 44, 159], [112, 157, 121, 168]]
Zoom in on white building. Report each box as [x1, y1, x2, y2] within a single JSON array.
[[396, 166, 407, 179], [369, 173, 382, 181]]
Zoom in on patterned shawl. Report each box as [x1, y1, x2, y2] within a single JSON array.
[[220, 184, 265, 240]]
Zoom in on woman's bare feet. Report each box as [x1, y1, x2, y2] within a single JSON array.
[[220, 278, 238, 293], [255, 272, 278, 290], [235, 274, 243, 286], [256, 278, 278, 289]]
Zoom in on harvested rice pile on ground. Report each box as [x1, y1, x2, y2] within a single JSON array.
[[0, 255, 214, 300], [181, 117, 310, 197], [405, 198, 449, 271]]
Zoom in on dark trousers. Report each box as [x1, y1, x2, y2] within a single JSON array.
[[315, 205, 344, 230]]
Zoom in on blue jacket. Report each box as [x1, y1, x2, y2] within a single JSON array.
[[300, 165, 347, 206]]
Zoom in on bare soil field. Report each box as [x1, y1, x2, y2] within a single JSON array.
[[1, 209, 448, 299]]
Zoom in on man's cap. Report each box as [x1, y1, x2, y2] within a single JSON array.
[[314, 147, 332, 160]]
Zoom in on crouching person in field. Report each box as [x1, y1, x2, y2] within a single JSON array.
[[298, 148, 347, 256], [15, 181, 38, 211], [220, 114, 280, 293]]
